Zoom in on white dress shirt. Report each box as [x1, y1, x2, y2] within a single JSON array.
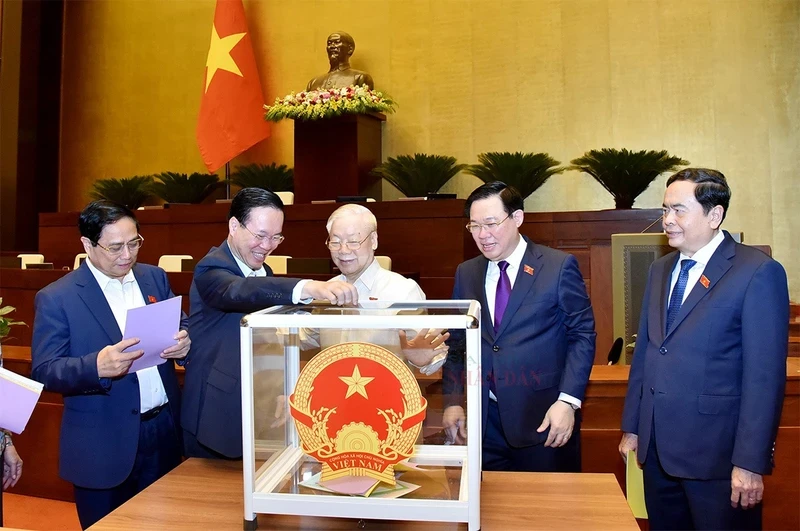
[[668, 230, 725, 303], [85, 259, 167, 413], [484, 236, 581, 408]]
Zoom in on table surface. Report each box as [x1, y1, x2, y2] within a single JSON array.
[[87, 458, 638, 531]]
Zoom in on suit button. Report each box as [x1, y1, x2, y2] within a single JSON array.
[[492, 345, 499, 352], [131, 409, 139, 415], [650, 387, 655, 394], [659, 347, 667, 355]]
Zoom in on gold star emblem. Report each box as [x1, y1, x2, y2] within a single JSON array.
[[204, 24, 246, 92], [339, 365, 374, 399]]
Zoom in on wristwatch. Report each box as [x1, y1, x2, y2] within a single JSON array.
[[559, 399, 579, 411]]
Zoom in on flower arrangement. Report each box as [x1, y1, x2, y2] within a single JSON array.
[[264, 85, 395, 122]]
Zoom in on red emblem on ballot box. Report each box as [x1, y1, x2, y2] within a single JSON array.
[[289, 342, 427, 486]]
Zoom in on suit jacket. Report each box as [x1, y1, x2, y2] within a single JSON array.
[[31, 263, 185, 489], [180, 241, 300, 458], [620, 231, 789, 479], [443, 237, 596, 447]]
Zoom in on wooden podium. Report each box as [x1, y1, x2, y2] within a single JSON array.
[[293, 113, 385, 203]]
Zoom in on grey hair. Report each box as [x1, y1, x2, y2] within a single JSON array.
[[326, 204, 377, 234]]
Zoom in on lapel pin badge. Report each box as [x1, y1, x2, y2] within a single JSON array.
[[369, 297, 378, 300], [148, 295, 157, 303], [523, 265, 534, 276], [699, 275, 710, 289]]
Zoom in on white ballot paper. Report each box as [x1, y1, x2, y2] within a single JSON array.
[[123, 296, 182, 373]]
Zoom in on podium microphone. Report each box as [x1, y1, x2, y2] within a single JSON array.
[[607, 337, 624, 365]]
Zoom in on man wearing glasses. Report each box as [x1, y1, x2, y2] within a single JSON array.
[[442, 181, 596, 472], [181, 188, 359, 459], [320, 204, 449, 373], [31, 200, 191, 529]]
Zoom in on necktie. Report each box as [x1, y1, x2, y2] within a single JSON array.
[[494, 261, 511, 333], [666, 259, 696, 333]]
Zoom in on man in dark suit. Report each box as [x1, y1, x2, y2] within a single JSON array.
[[31, 201, 191, 529], [619, 168, 789, 530], [181, 188, 359, 459], [442, 181, 596, 472]]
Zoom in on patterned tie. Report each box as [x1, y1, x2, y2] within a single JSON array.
[[494, 261, 511, 333], [666, 259, 696, 333]]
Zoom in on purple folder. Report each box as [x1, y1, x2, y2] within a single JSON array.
[[123, 296, 182, 373], [0, 366, 44, 434]]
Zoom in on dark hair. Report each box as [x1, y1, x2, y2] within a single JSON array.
[[228, 187, 284, 225], [666, 168, 731, 223], [464, 181, 524, 218], [78, 200, 139, 245]]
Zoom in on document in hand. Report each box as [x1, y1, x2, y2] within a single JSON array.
[[123, 296, 182, 373], [0, 366, 44, 434], [626, 449, 648, 518]]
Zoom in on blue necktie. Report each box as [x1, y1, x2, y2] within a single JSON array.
[[666, 259, 696, 333]]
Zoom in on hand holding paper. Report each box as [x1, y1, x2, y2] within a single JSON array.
[[123, 296, 182, 373], [97, 338, 144, 378], [161, 329, 191, 360]]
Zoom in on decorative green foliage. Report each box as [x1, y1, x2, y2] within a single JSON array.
[[0, 298, 26, 342], [466, 152, 564, 200], [149, 172, 221, 204], [371, 154, 467, 197], [569, 149, 689, 209], [89, 176, 154, 210], [231, 163, 294, 192]]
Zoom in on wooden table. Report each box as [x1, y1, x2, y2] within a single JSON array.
[[88, 459, 638, 531]]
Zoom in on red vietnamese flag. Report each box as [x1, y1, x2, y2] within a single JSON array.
[[196, 0, 270, 172]]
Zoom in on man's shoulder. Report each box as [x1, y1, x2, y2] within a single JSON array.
[[38, 268, 83, 298], [196, 244, 234, 270]]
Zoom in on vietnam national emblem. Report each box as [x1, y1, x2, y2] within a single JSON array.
[[289, 342, 427, 486]]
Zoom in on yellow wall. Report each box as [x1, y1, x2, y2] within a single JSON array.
[[60, 0, 799, 298]]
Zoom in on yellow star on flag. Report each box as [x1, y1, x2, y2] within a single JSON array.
[[204, 24, 246, 92], [339, 365, 374, 399]]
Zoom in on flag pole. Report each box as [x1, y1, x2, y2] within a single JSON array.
[[225, 162, 231, 200]]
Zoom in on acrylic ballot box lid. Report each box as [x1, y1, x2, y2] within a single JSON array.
[[239, 301, 482, 530]]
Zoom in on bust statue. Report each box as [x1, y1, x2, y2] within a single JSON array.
[[306, 32, 374, 91]]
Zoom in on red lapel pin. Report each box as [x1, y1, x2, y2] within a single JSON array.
[[699, 275, 710, 289], [523, 265, 534, 276], [148, 295, 157, 303], [369, 297, 378, 300]]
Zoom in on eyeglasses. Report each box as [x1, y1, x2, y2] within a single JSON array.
[[241, 223, 285, 245], [325, 232, 373, 251], [94, 235, 145, 255], [466, 215, 511, 234]]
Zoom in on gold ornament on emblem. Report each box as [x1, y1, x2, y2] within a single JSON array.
[[289, 342, 427, 486]]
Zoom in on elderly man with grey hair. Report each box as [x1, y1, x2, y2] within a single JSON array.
[[321, 204, 449, 374]]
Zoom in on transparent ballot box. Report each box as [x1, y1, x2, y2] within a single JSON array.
[[240, 301, 481, 530]]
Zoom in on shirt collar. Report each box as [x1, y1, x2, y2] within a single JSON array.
[[232, 250, 266, 277], [354, 258, 381, 291], [85, 257, 136, 290], [492, 235, 528, 270], [679, 230, 725, 267]]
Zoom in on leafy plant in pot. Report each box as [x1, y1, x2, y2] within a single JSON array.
[[466, 152, 564, 201], [230, 163, 294, 192], [0, 297, 26, 362], [149, 172, 222, 205], [371, 154, 466, 198], [89, 176, 154, 210], [568, 148, 688, 209]]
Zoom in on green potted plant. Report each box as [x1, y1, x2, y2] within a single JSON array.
[[371, 154, 466, 198], [0, 298, 26, 361], [568, 148, 688, 209], [149, 172, 221, 204], [230, 163, 294, 192], [89, 176, 154, 210], [465, 152, 564, 201]]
